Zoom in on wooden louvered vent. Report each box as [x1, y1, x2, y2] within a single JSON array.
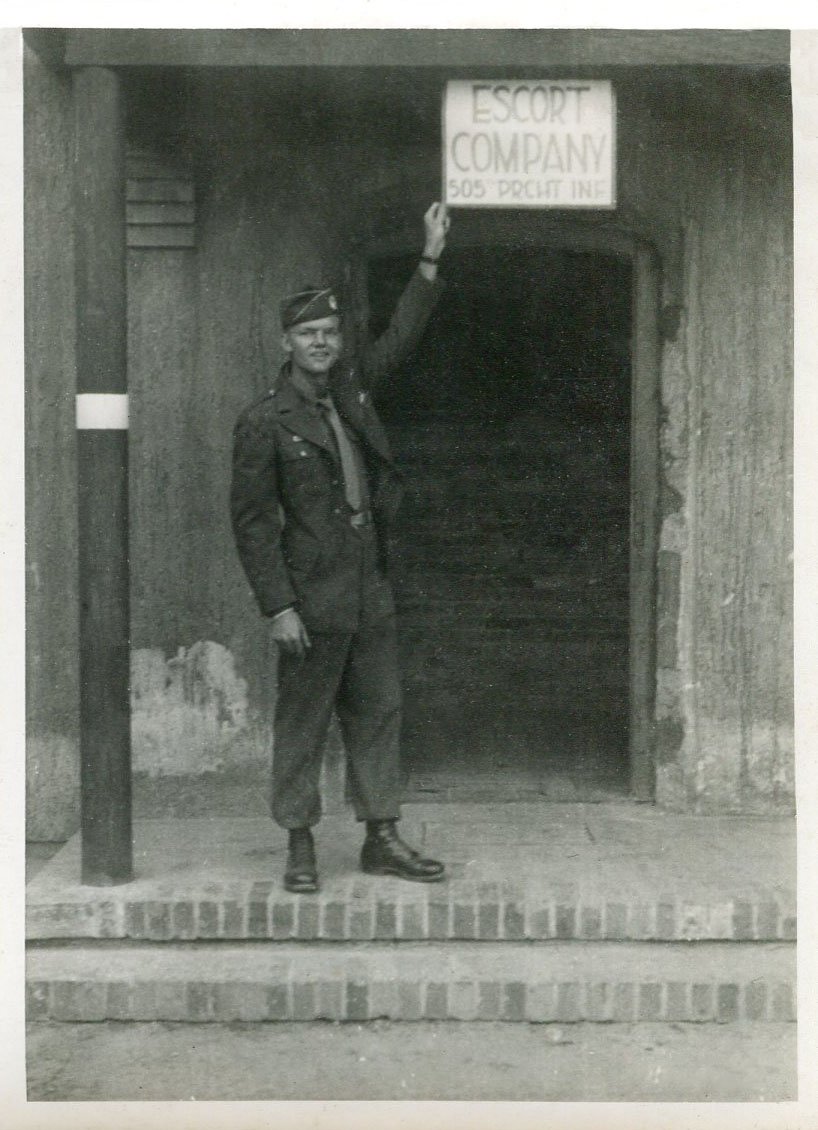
[[126, 149, 195, 249]]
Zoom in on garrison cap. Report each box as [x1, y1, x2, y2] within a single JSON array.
[[280, 285, 341, 330]]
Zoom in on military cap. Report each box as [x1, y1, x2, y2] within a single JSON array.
[[280, 285, 341, 329]]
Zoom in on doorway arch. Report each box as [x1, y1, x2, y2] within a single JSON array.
[[348, 200, 661, 801]]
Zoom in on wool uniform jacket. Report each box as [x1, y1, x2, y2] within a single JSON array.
[[230, 269, 444, 632]]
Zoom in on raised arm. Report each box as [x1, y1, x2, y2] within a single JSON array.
[[418, 201, 450, 283], [360, 203, 450, 387]]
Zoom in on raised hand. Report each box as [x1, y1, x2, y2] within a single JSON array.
[[423, 202, 450, 261]]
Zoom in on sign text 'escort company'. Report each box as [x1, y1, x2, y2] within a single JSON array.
[[443, 80, 616, 209]]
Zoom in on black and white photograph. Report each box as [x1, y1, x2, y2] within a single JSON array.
[[5, 14, 814, 1124]]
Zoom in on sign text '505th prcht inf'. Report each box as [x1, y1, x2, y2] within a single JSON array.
[[443, 80, 616, 209]]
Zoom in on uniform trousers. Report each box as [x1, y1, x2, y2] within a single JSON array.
[[271, 525, 403, 829]]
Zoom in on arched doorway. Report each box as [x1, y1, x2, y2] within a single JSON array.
[[354, 208, 660, 802]]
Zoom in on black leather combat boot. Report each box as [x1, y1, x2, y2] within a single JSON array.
[[361, 819, 445, 882], [284, 827, 319, 894]]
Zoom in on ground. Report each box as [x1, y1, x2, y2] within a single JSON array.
[[27, 1019, 795, 1102]]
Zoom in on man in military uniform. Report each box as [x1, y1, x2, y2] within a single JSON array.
[[231, 203, 449, 893]]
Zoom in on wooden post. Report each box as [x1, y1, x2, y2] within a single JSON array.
[[629, 242, 661, 801], [73, 66, 133, 884]]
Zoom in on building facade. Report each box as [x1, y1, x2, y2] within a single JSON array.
[[24, 30, 793, 842]]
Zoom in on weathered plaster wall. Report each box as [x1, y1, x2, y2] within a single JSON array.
[[24, 46, 80, 840], [622, 75, 794, 812], [131, 642, 267, 776]]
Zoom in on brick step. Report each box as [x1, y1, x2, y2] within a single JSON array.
[[27, 873, 795, 945], [27, 812, 796, 946], [26, 939, 795, 1024]]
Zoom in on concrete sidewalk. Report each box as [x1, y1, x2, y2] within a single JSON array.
[[27, 1019, 798, 1101]]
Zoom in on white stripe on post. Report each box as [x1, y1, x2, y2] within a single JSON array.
[[76, 393, 129, 430]]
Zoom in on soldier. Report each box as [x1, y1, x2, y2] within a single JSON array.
[[231, 203, 450, 893]]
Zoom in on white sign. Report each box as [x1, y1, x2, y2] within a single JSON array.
[[443, 80, 616, 209]]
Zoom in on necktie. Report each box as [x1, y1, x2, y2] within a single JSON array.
[[317, 396, 363, 513]]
